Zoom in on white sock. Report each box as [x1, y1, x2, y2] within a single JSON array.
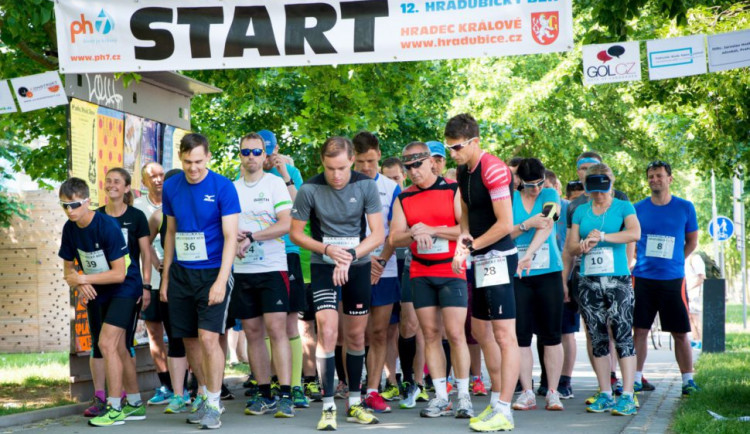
[[322, 397, 335, 410], [107, 397, 122, 410], [490, 391, 500, 407], [495, 400, 511, 416], [601, 390, 613, 398], [200, 384, 208, 396], [366, 388, 378, 395], [206, 390, 221, 407], [126, 393, 141, 405], [433, 377, 448, 401], [349, 391, 361, 408], [634, 371, 643, 383], [682, 373, 694, 385], [456, 378, 470, 397]]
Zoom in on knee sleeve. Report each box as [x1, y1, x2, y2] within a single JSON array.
[[168, 337, 186, 358]]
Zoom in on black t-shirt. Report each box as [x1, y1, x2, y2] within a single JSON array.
[[97, 205, 150, 270]]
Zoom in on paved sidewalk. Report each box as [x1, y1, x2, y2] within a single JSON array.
[[4, 331, 695, 433]]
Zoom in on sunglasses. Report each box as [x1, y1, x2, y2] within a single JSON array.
[[445, 137, 477, 152], [60, 198, 89, 211], [647, 160, 672, 175], [404, 160, 426, 171], [240, 148, 264, 157], [521, 179, 545, 189]]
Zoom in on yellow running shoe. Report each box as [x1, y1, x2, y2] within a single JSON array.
[[317, 408, 337, 431], [346, 403, 379, 425], [469, 408, 514, 432], [585, 388, 601, 405], [470, 404, 493, 424]]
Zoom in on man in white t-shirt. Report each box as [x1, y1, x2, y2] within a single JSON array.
[[231, 133, 295, 418], [685, 253, 705, 346]]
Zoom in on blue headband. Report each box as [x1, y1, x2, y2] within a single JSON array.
[[577, 157, 600, 168]]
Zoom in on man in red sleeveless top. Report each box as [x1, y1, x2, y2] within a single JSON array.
[[390, 142, 473, 420]]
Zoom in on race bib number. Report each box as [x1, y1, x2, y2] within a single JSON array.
[[78, 249, 110, 274], [517, 244, 550, 270], [584, 247, 615, 275], [473, 252, 510, 288], [645, 235, 675, 259], [417, 236, 449, 255], [176, 232, 208, 262], [237, 242, 264, 263], [322, 236, 359, 264]]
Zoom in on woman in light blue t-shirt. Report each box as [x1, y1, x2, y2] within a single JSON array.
[[509, 158, 565, 412], [567, 163, 641, 416]]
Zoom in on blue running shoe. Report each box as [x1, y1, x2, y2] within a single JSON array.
[[612, 394, 637, 416], [586, 393, 614, 413], [148, 386, 173, 405], [682, 379, 700, 395]]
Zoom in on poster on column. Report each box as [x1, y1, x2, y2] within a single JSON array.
[[125, 114, 143, 191], [138, 119, 158, 194], [647, 35, 707, 80], [0, 80, 17, 114], [69, 99, 99, 204], [54, 0, 575, 74], [707, 29, 750, 72], [171, 128, 189, 170], [10, 71, 68, 112], [162, 126, 175, 171], [96, 107, 124, 206]]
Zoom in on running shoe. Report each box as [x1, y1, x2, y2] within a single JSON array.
[[363, 391, 392, 413], [245, 377, 260, 397], [245, 395, 278, 415], [271, 380, 281, 398], [400, 383, 419, 409], [347, 403, 379, 424], [334, 381, 348, 400], [416, 383, 430, 402], [586, 393, 615, 413], [611, 394, 637, 416], [536, 384, 549, 397], [420, 397, 453, 417], [305, 380, 323, 402], [84, 395, 107, 417], [691, 341, 702, 350], [634, 379, 656, 392], [317, 408, 337, 431], [446, 381, 454, 395], [122, 400, 146, 420], [512, 390, 537, 411], [88, 406, 126, 427], [191, 394, 207, 414], [381, 382, 401, 401], [470, 404, 493, 424], [585, 388, 600, 405], [292, 386, 310, 408], [472, 378, 488, 396], [200, 403, 222, 429], [275, 397, 295, 418], [221, 383, 235, 400], [469, 408, 514, 432], [164, 394, 187, 414], [682, 379, 700, 395], [455, 394, 474, 419], [545, 390, 564, 411], [614, 379, 624, 396], [634, 393, 640, 408], [558, 383, 575, 400], [148, 386, 173, 405]]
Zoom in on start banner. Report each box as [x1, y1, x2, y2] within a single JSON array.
[[54, 0, 573, 74]]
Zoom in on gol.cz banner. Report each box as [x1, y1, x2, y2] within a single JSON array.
[[54, 0, 573, 74]]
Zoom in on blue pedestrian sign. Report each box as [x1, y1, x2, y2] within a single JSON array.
[[709, 216, 734, 241]]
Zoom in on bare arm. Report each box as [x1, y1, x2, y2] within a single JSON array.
[[160, 215, 176, 302], [684, 230, 698, 257], [208, 213, 239, 305]]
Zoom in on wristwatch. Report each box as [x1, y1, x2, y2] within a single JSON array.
[[248, 232, 255, 243], [376, 258, 387, 267], [285, 180, 294, 187], [347, 248, 357, 261], [467, 244, 476, 254], [519, 222, 528, 232], [143, 284, 152, 290]]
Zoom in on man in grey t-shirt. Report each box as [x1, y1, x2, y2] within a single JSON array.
[[290, 137, 384, 430]]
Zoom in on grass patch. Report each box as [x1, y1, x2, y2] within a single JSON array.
[[225, 362, 250, 379], [0, 351, 69, 385], [671, 332, 750, 434], [726, 304, 747, 325]]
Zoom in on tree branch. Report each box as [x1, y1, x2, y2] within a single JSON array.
[[17, 41, 58, 69]]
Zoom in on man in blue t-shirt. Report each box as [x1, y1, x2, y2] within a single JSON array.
[[161, 133, 240, 429], [632, 161, 699, 396], [57, 177, 145, 427]]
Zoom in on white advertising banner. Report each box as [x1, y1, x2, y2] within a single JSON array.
[[647, 35, 707, 81], [54, 0, 574, 74], [708, 29, 750, 72], [9, 71, 69, 112], [582, 41, 641, 86], [0, 80, 17, 114]]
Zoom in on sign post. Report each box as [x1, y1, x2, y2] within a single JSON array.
[[733, 169, 747, 329]]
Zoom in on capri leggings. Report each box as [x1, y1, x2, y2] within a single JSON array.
[[577, 275, 635, 358], [513, 271, 564, 347]]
